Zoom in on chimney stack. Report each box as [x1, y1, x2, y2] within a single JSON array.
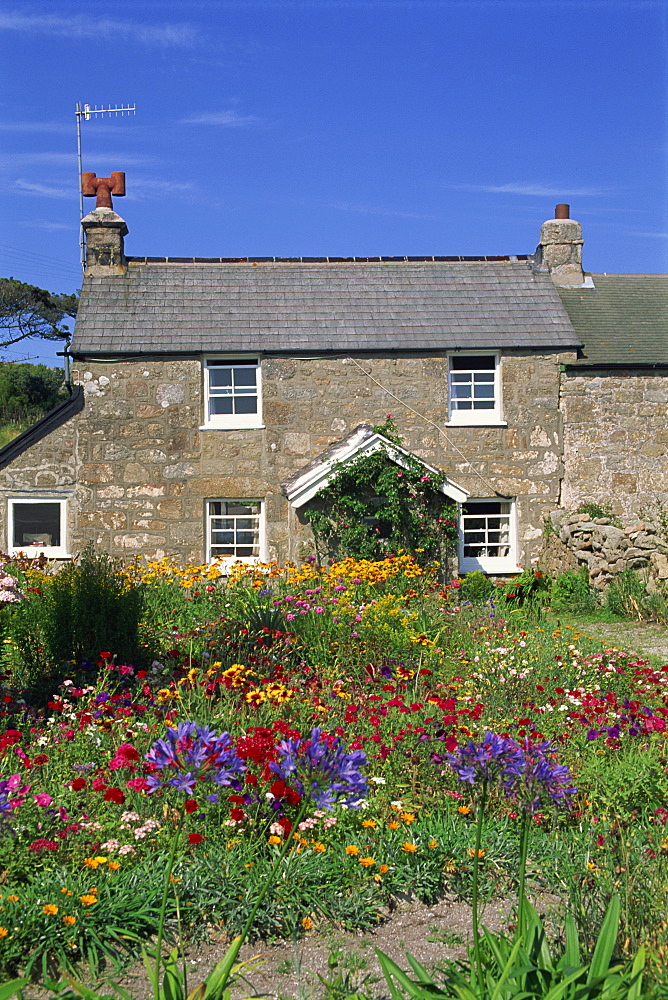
[[81, 172, 128, 276], [537, 204, 584, 286]]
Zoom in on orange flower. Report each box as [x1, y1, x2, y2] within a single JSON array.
[[79, 894, 97, 906], [42, 904, 59, 915], [107, 861, 121, 871], [457, 806, 471, 815], [402, 842, 417, 853], [301, 917, 313, 930], [6, 895, 18, 903], [467, 848, 486, 859], [0, 928, 8, 938], [362, 819, 377, 829], [268, 835, 282, 845], [428, 838, 439, 849], [63, 915, 77, 926], [311, 842, 326, 853], [379, 864, 390, 874], [400, 812, 416, 824], [386, 821, 400, 830], [359, 857, 375, 867], [345, 845, 360, 856]]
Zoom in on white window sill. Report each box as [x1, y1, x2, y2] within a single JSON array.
[[9, 548, 71, 560], [199, 424, 266, 431], [459, 560, 521, 575], [446, 420, 507, 428]]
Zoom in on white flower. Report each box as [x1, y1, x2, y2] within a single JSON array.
[[369, 776, 386, 785]]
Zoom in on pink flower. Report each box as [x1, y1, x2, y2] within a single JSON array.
[[126, 777, 150, 792], [33, 794, 52, 807], [314, 606, 324, 614]]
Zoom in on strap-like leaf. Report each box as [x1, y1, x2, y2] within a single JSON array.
[[0, 980, 31, 1000], [626, 945, 646, 1000], [587, 895, 620, 984]]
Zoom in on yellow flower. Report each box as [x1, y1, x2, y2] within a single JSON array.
[[79, 895, 97, 906], [359, 857, 375, 867], [83, 858, 100, 869], [301, 917, 313, 930], [587, 862, 598, 872], [379, 864, 390, 874], [362, 819, 377, 829], [268, 835, 282, 846], [386, 821, 400, 830], [345, 845, 360, 856], [400, 812, 416, 824], [63, 916, 77, 926], [444, 859, 457, 873], [0, 927, 8, 938], [402, 842, 417, 853], [42, 904, 59, 915]]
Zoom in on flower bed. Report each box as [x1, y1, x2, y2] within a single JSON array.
[[0, 555, 667, 991]]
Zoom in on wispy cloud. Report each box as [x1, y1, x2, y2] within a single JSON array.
[[14, 179, 74, 200], [126, 179, 197, 201], [20, 220, 73, 231], [0, 11, 198, 47], [180, 110, 259, 126], [451, 182, 609, 198], [329, 200, 435, 220], [632, 230, 668, 239]]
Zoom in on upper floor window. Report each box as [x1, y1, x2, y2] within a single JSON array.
[[206, 500, 264, 565], [203, 357, 263, 429], [448, 353, 502, 424], [8, 498, 68, 559]]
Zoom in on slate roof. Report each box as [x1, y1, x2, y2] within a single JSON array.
[[558, 274, 668, 367], [71, 258, 580, 355]]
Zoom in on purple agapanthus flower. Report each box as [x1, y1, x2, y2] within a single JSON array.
[[144, 721, 246, 795], [447, 732, 576, 814], [270, 727, 367, 810], [447, 731, 525, 792]]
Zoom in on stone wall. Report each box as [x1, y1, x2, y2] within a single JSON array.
[[541, 510, 668, 589], [0, 349, 572, 566], [561, 370, 668, 517]]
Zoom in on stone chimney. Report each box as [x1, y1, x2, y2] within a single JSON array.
[[81, 172, 128, 276], [536, 204, 584, 286]]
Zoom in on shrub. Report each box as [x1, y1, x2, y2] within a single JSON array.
[[551, 566, 598, 613], [458, 570, 495, 603], [38, 544, 144, 669]]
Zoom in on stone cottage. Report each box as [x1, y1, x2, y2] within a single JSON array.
[[0, 181, 664, 576]]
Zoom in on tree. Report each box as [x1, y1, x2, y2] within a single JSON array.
[[0, 277, 78, 349], [0, 361, 65, 418]]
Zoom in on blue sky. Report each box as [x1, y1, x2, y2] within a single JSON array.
[[1, 0, 666, 366]]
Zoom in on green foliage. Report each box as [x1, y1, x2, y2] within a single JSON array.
[[305, 418, 459, 566], [604, 570, 668, 623], [459, 571, 496, 603], [0, 361, 66, 423], [577, 502, 614, 521], [501, 568, 552, 616], [0, 277, 78, 348], [551, 567, 598, 613], [376, 896, 647, 999]]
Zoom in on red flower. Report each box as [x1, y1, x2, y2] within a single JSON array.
[[99, 651, 111, 659], [28, 838, 59, 852], [185, 798, 198, 813], [71, 778, 86, 791], [188, 833, 205, 845], [137, 671, 147, 679], [126, 777, 150, 792], [230, 807, 245, 821], [277, 817, 292, 836], [92, 778, 108, 791], [103, 787, 125, 804]]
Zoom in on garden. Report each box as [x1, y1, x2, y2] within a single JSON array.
[[0, 545, 666, 999]]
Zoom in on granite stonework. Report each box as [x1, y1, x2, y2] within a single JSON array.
[[560, 371, 668, 518], [540, 511, 668, 590], [0, 350, 574, 567]]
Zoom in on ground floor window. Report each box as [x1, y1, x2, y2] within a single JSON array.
[[459, 498, 518, 574], [8, 498, 67, 558], [206, 500, 264, 564]]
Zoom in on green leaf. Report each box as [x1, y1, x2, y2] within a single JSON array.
[[0, 979, 30, 1000], [587, 895, 620, 985], [562, 913, 581, 971], [626, 945, 646, 1000]]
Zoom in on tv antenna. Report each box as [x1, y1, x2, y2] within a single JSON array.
[[75, 102, 136, 274]]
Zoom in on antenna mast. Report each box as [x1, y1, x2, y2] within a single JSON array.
[[75, 102, 136, 275]]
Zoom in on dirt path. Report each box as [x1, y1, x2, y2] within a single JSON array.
[[572, 618, 668, 663]]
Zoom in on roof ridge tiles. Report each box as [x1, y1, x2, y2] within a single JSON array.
[[125, 254, 532, 265]]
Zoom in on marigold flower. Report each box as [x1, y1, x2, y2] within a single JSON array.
[[63, 915, 76, 926], [42, 904, 59, 915], [359, 856, 375, 867], [79, 895, 97, 906], [402, 842, 417, 853], [362, 819, 377, 828], [0, 927, 8, 938], [311, 842, 326, 853], [6, 895, 18, 903], [379, 863, 390, 874], [83, 858, 100, 869], [302, 917, 313, 930], [400, 812, 415, 824], [345, 845, 360, 856], [386, 820, 400, 830], [107, 861, 121, 871], [457, 805, 471, 815]]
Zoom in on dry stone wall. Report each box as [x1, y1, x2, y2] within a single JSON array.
[[0, 350, 572, 567], [541, 510, 668, 589]]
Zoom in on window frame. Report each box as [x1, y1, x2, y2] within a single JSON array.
[[7, 497, 68, 559], [205, 498, 265, 567], [201, 355, 263, 430], [447, 352, 504, 426], [458, 497, 519, 574]]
